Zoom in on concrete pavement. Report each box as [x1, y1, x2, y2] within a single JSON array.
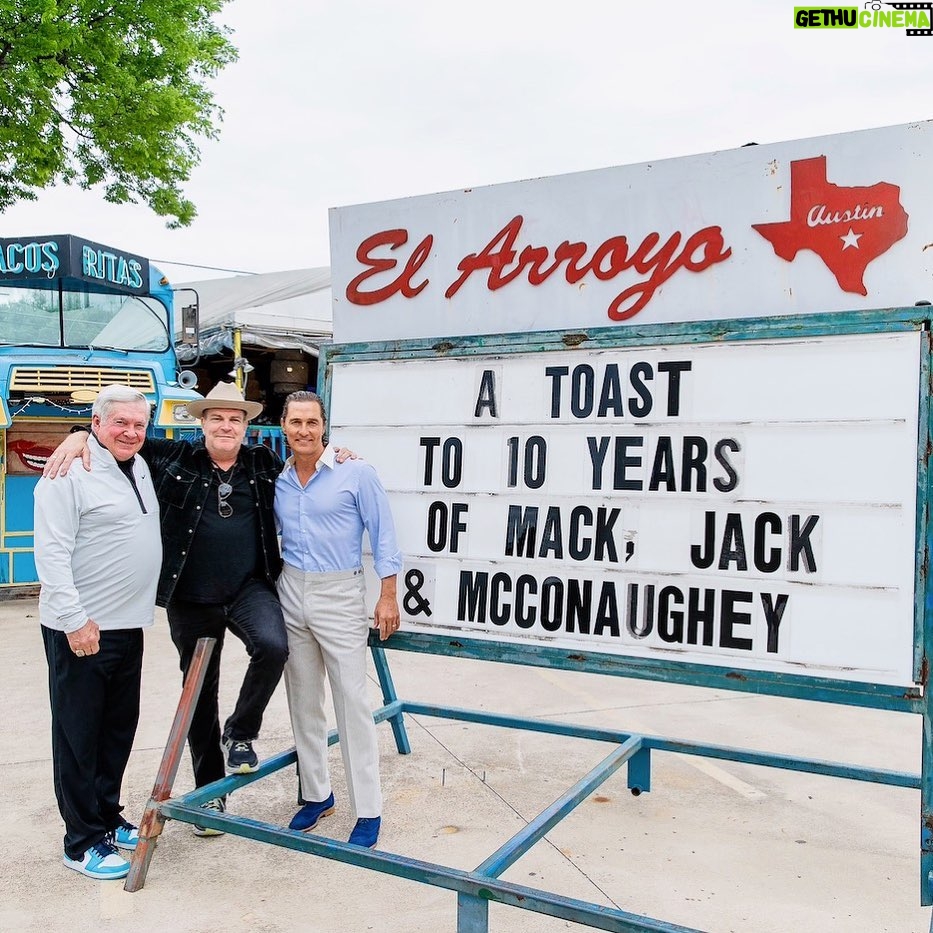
[[0, 590, 930, 933]]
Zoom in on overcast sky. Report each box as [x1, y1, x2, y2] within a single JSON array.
[[2, 0, 930, 281]]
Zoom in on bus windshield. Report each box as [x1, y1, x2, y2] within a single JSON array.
[[0, 284, 170, 351]]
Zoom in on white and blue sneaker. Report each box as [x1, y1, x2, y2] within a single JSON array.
[[110, 819, 139, 851], [63, 839, 130, 880]]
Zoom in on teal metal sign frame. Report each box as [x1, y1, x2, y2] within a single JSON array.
[[128, 307, 933, 932]]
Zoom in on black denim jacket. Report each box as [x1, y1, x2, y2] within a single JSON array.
[[141, 437, 284, 607]]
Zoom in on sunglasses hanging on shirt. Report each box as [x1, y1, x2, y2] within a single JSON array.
[[214, 463, 237, 518]]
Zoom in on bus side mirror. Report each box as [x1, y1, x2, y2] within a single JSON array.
[[180, 303, 199, 346]]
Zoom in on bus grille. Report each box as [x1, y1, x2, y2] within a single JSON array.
[[9, 367, 156, 394]]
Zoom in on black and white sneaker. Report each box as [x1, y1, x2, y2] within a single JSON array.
[[224, 737, 259, 774], [192, 797, 227, 837]]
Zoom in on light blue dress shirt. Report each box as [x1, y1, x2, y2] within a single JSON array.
[[275, 445, 403, 579]]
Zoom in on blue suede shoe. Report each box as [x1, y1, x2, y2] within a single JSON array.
[[348, 816, 381, 848], [288, 793, 335, 832]]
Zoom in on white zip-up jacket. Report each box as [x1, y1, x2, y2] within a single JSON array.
[[34, 436, 162, 633]]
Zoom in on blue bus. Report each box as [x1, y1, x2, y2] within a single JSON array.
[[0, 234, 202, 585]]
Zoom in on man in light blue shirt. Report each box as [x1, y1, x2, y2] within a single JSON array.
[[274, 391, 402, 849]]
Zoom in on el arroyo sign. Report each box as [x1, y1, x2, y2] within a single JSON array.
[[329, 121, 931, 343]]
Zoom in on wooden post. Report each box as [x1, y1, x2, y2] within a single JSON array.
[[125, 637, 216, 892]]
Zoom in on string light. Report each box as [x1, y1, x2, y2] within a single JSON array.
[[10, 397, 92, 417]]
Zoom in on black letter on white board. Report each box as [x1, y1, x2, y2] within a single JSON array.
[[475, 370, 498, 418]]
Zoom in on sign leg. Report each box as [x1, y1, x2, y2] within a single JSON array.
[[125, 637, 216, 892], [628, 746, 651, 796], [371, 643, 411, 754], [457, 893, 489, 933]]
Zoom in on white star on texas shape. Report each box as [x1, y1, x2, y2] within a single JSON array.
[[840, 228, 862, 250]]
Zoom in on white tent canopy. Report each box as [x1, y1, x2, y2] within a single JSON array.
[[175, 268, 333, 358]]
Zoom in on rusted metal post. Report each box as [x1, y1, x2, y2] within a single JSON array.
[[124, 637, 216, 892]]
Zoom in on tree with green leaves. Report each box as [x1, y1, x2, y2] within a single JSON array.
[[0, 1, 238, 227]]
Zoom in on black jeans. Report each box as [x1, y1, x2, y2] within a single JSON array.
[[42, 625, 143, 860], [167, 578, 288, 787]]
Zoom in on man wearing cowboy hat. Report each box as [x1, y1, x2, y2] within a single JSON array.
[[46, 381, 353, 833]]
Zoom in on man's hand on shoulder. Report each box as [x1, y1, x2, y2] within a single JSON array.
[[43, 430, 92, 478]]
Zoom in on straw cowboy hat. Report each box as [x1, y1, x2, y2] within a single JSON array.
[[186, 381, 264, 420]]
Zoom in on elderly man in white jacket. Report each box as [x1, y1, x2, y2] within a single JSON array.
[[34, 385, 161, 881]]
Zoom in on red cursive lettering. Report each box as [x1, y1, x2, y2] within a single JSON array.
[[445, 216, 523, 296], [346, 216, 732, 321], [445, 215, 732, 320], [806, 203, 884, 227], [346, 229, 432, 305], [608, 226, 732, 320]]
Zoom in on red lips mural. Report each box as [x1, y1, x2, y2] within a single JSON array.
[[8, 440, 53, 473]]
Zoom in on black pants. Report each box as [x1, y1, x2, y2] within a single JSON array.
[[167, 578, 288, 787], [42, 625, 143, 861]]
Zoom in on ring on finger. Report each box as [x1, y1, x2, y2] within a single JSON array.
[[75, 649, 86, 657]]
